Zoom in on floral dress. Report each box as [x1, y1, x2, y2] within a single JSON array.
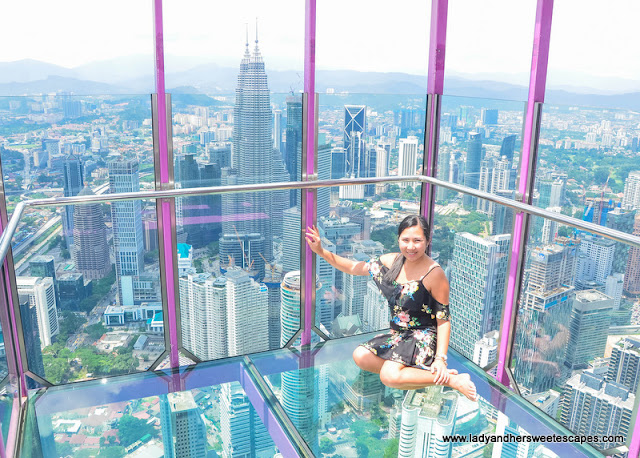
[[359, 257, 450, 370]]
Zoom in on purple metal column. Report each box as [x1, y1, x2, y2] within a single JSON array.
[[496, 0, 553, 386], [153, 0, 179, 368], [422, 0, 448, 224], [630, 397, 640, 458], [302, 0, 316, 346]]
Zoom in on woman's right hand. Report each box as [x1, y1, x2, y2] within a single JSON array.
[[305, 225, 323, 255]]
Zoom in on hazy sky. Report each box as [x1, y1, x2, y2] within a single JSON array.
[[1, 0, 639, 89]]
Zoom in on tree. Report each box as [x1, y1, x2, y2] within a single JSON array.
[[86, 323, 107, 340], [97, 446, 126, 458], [383, 438, 399, 458], [319, 437, 336, 454], [118, 415, 157, 447]]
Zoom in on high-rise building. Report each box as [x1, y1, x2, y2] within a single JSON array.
[[398, 388, 459, 458], [605, 273, 624, 309], [579, 235, 615, 284], [317, 143, 332, 219], [481, 108, 498, 125], [225, 268, 269, 356], [500, 134, 516, 163], [342, 252, 370, 323], [463, 132, 482, 209], [537, 179, 565, 209], [449, 233, 510, 359], [284, 96, 302, 182], [72, 186, 111, 281], [29, 255, 57, 300], [17, 277, 59, 349], [605, 207, 636, 274], [564, 290, 613, 370], [61, 155, 84, 251], [607, 337, 640, 393], [363, 279, 389, 333], [159, 391, 207, 458], [280, 271, 326, 452], [375, 145, 390, 196], [435, 148, 451, 202], [220, 382, 274, 457], [397, 136, 419, 188], [19, 295, 45, 388], [623, 215, 640, 296], [179, 273, 227, 361], [622, 171, 640, 210], [491, 412, 535, 458], [343, 105, 367, 178], [273, 108, 282, 152], [223, 37, 289, 266], [473, 330, 499, 368], [108, 159, 144, 305], [561, 370, 633, 451], [477, 156, 510, 216], [515, 241, 577, 395]]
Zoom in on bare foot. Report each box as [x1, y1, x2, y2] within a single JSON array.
[[447, 368, 458, 375], [449, 373, 478, 401]]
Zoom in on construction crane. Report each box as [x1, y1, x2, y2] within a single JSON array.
[[258, 252, 277, 281], [233, 225, 254, 271]]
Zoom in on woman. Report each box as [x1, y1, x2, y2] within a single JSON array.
[[306, 215, 477, 401]]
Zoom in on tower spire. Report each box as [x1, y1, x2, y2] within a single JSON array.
[[254, 17, 260, 53]]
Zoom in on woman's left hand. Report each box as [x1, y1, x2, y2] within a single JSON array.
[[430, 359, 449, 385]]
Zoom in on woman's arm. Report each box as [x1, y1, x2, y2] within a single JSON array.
[[305, 226, 370, 276]]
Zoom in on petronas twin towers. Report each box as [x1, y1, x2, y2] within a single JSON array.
[[221, 34, 289, 279]]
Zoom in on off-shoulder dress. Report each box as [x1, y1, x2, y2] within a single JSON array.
[[359, 257, 450, 369]]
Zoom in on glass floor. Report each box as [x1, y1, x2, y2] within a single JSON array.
[[19, 333, 602, 457]]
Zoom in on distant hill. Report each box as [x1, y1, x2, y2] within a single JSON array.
[[0, 58, 638, 110]]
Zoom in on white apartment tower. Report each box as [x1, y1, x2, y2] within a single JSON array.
[[17, 277, 59, 349], [159, 392, 207, 458], [397, 136, 419, 188], [622, 171, 640, 210]]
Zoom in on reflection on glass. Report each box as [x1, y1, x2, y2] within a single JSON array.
[[513, 218, 638, 453]]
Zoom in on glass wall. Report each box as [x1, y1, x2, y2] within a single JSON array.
[[445, 0, 535, 99], [13, 198, 163, 386]]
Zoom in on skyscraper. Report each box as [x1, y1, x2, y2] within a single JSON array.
[[449, 233, 510, 359], [273, 108, 282, 152], [463, 132, 482, 208], [563, 290, 613, 370], [398, 388, 459, 458], [17, 277, 59, 349], [515, 241, 577, 395], [223, 36, 289, 267], [108, 159, 144, 305], [72, 187, 111, 280], [579, 235, 615, 284], [343, 105, 367, 178], [159, 391, 207, 458], [179, 272, 227, 361], [499, 134, 516, 163], [605, 207, 636, 274], [61, 154, 84, 251], [397, 136, 419, 188], [284, 96, 302, 181], [220, 382, 274, 457], [19, 295, 45, 389], [280, 272, 325, 452]]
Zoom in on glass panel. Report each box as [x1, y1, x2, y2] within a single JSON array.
[[436, 95, 525, 209], [164, 0, 304, 91], [22, 358, 280, 458], [513, 220, 639, 455], [431, 196, 511, 365], [316, 0, 429, 91], [546, 1, 640, 106], [315, 95, 425, 338], [250, 334, 602, 458], [445, 0, 535, 99], [0, 387, 12, 450], [11, 198, 163, 386], [0, 1, 153, 95], [0, 94, 155, 220], [174, 183, 300, 360]]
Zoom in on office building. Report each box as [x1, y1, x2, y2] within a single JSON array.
[[398, 387, 459, 458], [449, 233, 510, 359], [492, 412, 535, 458], [108, 159, 144, 305], [343, 105, 367, 178], [463, 132, 482, 208], [473, 330, 499, 368], [17, 277, 59, 349], [500, 134, 516, 163], [220, 382, 274, 457], [160, 391, 207, 458], [624, 215, 640, 296], [564, 290, 613, 370], [72, 186, 111, 281], [579, 235, 615, 284], [19, 295, 45, 388], [61, 154, 84, 251]]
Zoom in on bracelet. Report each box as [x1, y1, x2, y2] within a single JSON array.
[[434, 355, 448, 366], [435, 353, 448, 362]]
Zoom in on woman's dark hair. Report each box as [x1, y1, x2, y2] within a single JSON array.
[[383, 215, 431, 283]]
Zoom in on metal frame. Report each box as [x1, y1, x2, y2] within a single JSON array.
[[497, 0, 553, 388]]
